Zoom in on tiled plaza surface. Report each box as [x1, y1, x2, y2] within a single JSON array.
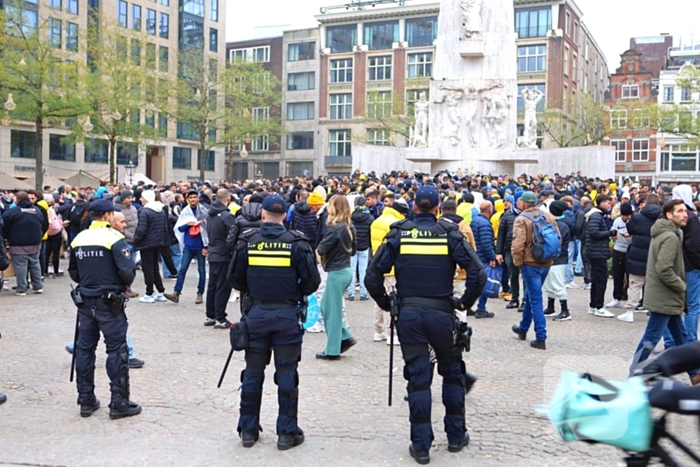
[[1, 262, 698, 466]]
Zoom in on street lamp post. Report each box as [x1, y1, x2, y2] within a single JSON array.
[[125, 160, 136, 186]]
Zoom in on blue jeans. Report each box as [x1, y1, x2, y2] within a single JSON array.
[[574, 239, 583, 274], [662, 269, 700, 346], [174, 248, 206, 295], [162, 244, 182, 278], [67, 330, 135, 359], [518, 264, 550, 342], [566, 239, 578, 284], [633, 312, 697, 378], [346, 249, 369, 298], [477, 294, 489, 311]]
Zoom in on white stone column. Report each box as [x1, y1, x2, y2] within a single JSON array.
[[398, 18, 406, 43], [357, 23, 364, 46]]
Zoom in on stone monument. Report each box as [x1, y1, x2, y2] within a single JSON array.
[[409, 91, 429, 148], [517, 87, 544, 149]]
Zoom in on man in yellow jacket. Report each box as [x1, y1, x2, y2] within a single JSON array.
[[370, 197, 409, 344]]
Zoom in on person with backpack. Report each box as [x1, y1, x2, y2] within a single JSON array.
[[573, 197, 593, 290], [510, 191, 560, 350], [543, 201, 571, 321], [584, 195, 618, 318], [68, 192, 89, 243], [45, 199, 65, 277], [346, 196, 373, 301]]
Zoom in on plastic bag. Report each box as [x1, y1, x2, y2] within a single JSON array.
[[303, 294, 320, 330], [481, 264, 502, 299]]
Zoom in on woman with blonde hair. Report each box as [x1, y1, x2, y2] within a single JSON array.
[[315, 195, 357, 360]]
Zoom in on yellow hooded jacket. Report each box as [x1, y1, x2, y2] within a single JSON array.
[[370, 207, 405, 277], [491, 199, 504, 240]]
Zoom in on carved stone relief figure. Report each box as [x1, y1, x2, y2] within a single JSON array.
[[481, 92, 511, 148], [520, 87, 544, 149], [410, 92, 429, 148], [434, 85, 465, 146], [464, 82, 503, 147], [461, 0, 482, 39]]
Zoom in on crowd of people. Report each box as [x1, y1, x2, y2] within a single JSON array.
[[2, 168, 700, 452]]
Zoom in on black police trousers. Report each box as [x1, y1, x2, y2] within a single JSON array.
[[238, 306, 303, 436], [397, 306, 468, 452], [75, 297, 130, 405]]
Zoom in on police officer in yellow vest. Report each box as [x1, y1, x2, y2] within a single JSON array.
[[228, 194, 321, 450], [365, 185, 486, 465], [68, 199, 142, 419]]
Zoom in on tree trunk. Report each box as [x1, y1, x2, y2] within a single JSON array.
[[35, 118, 43, 191], [109, 138, 116, 184], [227, 150, 233, 181], [199, 136, 206, 181]]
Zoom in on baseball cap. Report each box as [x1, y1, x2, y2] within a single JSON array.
[[520, 191, 537, 204], [90, 199, 119, 216], [415, 186, 440, 209], [262, 194, 286, 214]]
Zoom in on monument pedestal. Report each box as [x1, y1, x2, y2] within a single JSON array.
[[458, 39, 484, 58]]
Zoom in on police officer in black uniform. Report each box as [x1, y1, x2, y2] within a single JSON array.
[[68, 199, 142, 419], [228, 194, 321, 450], [365, 185, 486, 465]]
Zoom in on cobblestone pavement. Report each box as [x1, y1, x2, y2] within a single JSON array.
[[1, 263, 699, 466]]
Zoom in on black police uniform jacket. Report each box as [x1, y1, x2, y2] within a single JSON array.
[[68, 220, 136, 297], [228, 222, 321, 301], [364, 214, 486, 311]]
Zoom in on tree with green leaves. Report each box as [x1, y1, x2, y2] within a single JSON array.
[[64, 21, 161, 183], [0, 1, 89, 190], [540, 92, 612, 148]]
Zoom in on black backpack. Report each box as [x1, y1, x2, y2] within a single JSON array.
[[69, 201, 87, 231]]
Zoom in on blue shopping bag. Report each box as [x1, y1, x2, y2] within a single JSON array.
[[303, 294, 320, 330], [481, 264, 502, 299]]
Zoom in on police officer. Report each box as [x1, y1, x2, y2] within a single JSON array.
[[365, 185, 486, 465], [68, 199, 142, 419], [228, 194, 321, 450]]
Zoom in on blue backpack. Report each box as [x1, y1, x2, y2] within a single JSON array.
[[522, 212, 561, 261]]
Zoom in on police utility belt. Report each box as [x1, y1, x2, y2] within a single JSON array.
[[70, 286, 127, 317], [398, 296, 454, 314]]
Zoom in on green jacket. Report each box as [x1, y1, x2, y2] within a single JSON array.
[[644, 219, 686, 315]]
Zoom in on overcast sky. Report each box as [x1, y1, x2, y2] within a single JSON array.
[[225, 0, 698, 73]]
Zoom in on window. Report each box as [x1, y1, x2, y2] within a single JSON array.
[[573, 22, 579, 44], [49, 18, 62, 48], [330, 93, 352, 120], [364, 20, 398, 50], [572, 53, 578, 80], [172, 147, 192, 169], [668, 144, 699, 172], [50, 0, 61, 10], [514, 7, 552, 38], [66, 22, 78, 51], [326, 24, 356, 54], [252, 73, 270, 94], [367, 91, 392, 119], [158, 115, 168, 138], [252, 107, 269, 122], [286, 162, 313, 177], [182, 0, 204, 17], [5, 5, 38, 36], [132, 5, 141, 30], [330, 58, 353, 83], [159, 46, 169, 72], [622, 85, 639, 99], [159, 13, 169, 38], [632, 108, 651, 128], [610, 109, 628, 129], [407, 52, 432, 78], [210, 0, 218, 21], [11, 130, 36, 159], [116, 143, 138, 165], [367, 129, 391, 146], [49, 134, 75, 161], [611, 140, 626, 163], [118, 0, 128, 27], [177, 123, 198, 140], [209, 28, 218, 52], [130, 40, 141, 66], [252, 135, 269, 151], [287, 72, 314, 91], [288, 42, 315, 61], [66, 0, 76, 12], [145, 43, 156, 69], [368, 55, 392, 81], [663, 86, 675, 103], [197, 150, 215, 171], [160, 0, 169, 5], [565, 12, 570, 36], [406, 89, 429, 115], [517, 45, 546, 72], [563, 45, 569, 76], [405, 17, 437, 47], [329, 130, 351, 156], [286, 132, 314, 150], [85, 139, 108, 164], [230, 46, 270, 63], [632, 139, 649, 162], [144, 8, 155, 35], [681, 88, 692, 102], [516, 84, 545, 112], [287, 102, 314, 120]]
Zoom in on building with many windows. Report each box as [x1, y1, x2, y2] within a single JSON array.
[[0, 0, 226, 183]]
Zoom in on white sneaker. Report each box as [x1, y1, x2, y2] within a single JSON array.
[[605, 299, 622, 308], [587, 307, 596, 315], [374, 332, 388, 342], [617, 310, 634, 323], [386, 334, 400, 345], [565, 282, 578, 289], [154, 293, 167, 302], [139, 295, 155, 303], [306, 321, 325, 333], [594, 308, 615, 318]]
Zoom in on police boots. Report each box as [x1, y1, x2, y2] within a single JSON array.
[[77, 393, 100, 418], [278, 427, 305, 451], [109, 399, 142, 419]]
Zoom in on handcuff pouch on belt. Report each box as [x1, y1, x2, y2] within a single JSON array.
[[104, 291, 127, 317]]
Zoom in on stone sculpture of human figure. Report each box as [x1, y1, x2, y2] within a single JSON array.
[[461, 0, 482, 39], [481, 92, 511, 148], [434, 85, 466, 146], [411, 92, 429, 148], [463, 82, 504, 146], [521, 87, 544, 149]]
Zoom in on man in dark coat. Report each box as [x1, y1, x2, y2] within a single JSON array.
[[626, 194, 661, 314], [470, 201, 496, 318], [496, 194, 520, 309], [205, 188, 237, 328], [347, 196, 373, 300], [584, 195, 617, 317], [133, 190, 169, 302]]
